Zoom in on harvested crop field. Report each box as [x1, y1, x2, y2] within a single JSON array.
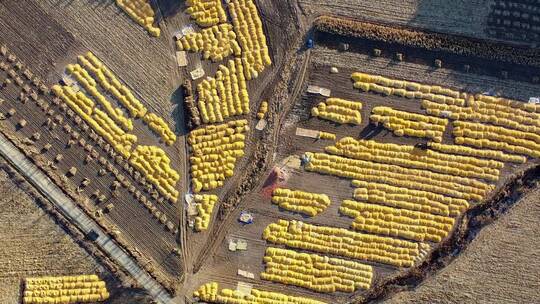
[[299, 0, 494, 41], [0, 162, 115, 303], [383, 183, 540, 304], [0, 49, 183, 291], [0, 0, 186, 291], [300, 1, 540, 47], [179, 17, 540, 304], [1, 0, 540, 303], [1, 0, 304, 300]]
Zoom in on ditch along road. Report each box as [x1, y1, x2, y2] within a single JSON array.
[[0, 133, 174, 304]]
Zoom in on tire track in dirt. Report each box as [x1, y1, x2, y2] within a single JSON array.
[[191, 33, 311, 275], [152, 0, 193, 284]]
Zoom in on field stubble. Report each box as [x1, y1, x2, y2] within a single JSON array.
[[0, 167, 112, 303]]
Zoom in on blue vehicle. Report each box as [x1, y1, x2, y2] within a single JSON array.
[[86, 230, 99, 241], [306, 38, 314, 49]]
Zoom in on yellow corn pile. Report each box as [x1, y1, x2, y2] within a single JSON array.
[[325, 138, 502, 182], [65, 63, 133, 132], [351, 71, 540, 162], [453, 121, 540, 158], [318, 131, 336, 140], [142, 113, 176, 145], [351, 180, 469, 217], [68, 52, 176, 142], [428, 142, 526, 164], [422, 99, 540, 134], [304, 151, 492, 202], [129, 145, 180, 201], [370, 106, 447, 142], [476, 94, 540, 113], [194, 194, 218, 231], [197, 59, 250, 123], [52, 85, 137, 159], [181, 0, 271, 123], [116, 0, 160, 36], [351, 72, 463, 104], [189, 120, 248, 192], [23, 275, 109, 304], [55, 52, 181, 201], [271, 188, 331, 216], [229, 0, 272, 80], [340, 200, 454, 243], [76, 52, 147, 118], [261, 247, 373, 293], [263, 220, 424, 267], [177, 24, 241, 62], [185, 0, 227, 27], [193, 282, 327, 304], [58, 51, 162, 158], [311, 98, 362, 125], [257, 100, 268, 119]]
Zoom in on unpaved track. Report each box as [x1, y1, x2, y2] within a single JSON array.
[[0, 134, 174, 304], [153, 0, 192, 280], [190, 47, 312, 276]]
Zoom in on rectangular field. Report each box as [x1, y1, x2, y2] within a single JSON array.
[[0, 0, 186, 289], [184, 26, 540, 303], [299, 0, 493, 41]]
